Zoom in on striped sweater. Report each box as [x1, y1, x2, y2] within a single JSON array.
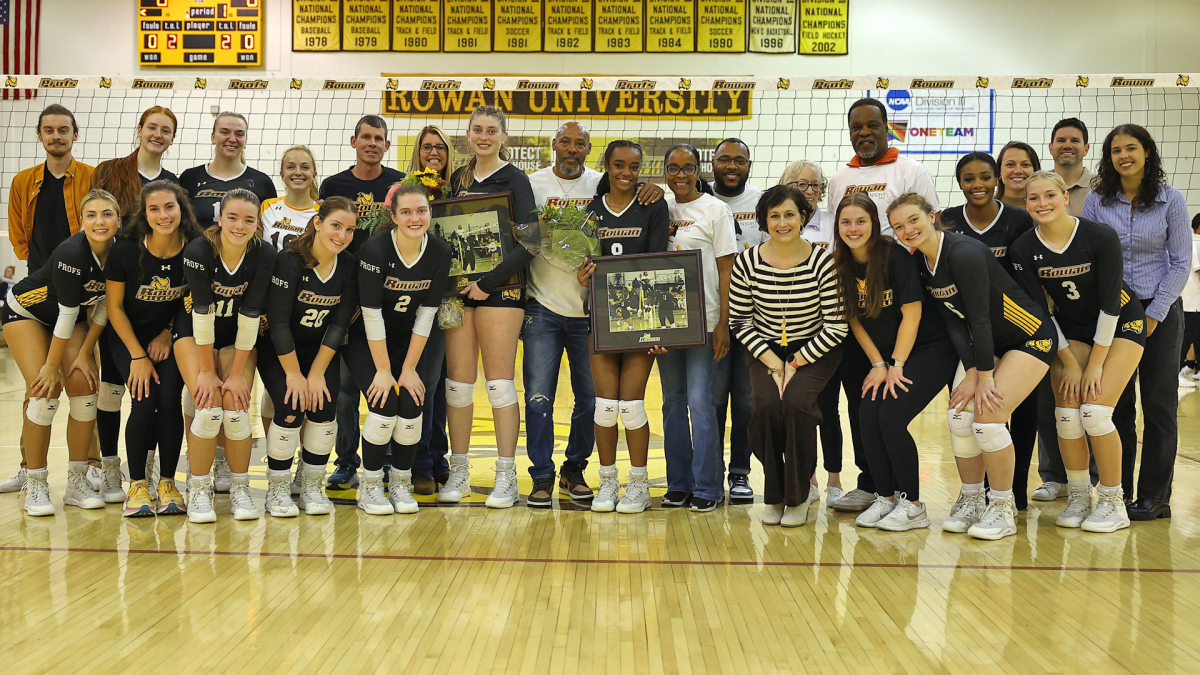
[[729, 243, 848, 362]]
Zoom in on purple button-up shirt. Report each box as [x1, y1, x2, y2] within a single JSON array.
[[1081, 185, 1190, 322]]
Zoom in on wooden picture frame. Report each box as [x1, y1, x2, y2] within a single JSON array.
[[589, 250, 708, 353], [430, 191, 523, 296]]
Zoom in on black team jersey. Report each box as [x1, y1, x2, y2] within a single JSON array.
[[318, 165, 406, 255], [104, 237, 189, 342], [940, 202, 1033, 276], [1010, 218, 1137, 338], [183, 236, 275, 341], [11, 232, 107, 325], [267, 249, 359, 355], [179, 165, 278, 228], [589, 194, 671, 257], [852, 243, 948, 356], [919, 232, 1046, 370], [449, 163, 538, 294], [354, 232, 453, 339]]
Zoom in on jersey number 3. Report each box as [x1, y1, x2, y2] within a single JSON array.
[[1061, 281, 1080, 300], [300, 309, 329, 328]]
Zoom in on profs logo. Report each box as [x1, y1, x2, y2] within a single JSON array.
[[886, 90, 910, 112]]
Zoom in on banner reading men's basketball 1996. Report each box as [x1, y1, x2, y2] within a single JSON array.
[[798, 0, 848, 55], [748, 0, 796, 53]]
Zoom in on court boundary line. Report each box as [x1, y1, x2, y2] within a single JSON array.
[[2, 545, 1196, 573]]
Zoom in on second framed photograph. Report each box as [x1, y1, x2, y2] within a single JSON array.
[[589, 250, 707, 353], [430, 191, 523, 296]]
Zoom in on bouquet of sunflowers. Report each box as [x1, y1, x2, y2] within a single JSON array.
[[537, 203, 600, 273], [401, 167, 450, 200]]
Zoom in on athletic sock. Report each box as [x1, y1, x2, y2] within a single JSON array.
[[1097, 483, 1123, 496], [961, 481, 984, 495], [230, 472, 248, 482], [68, 460, 88, 471], [989, 488, 1014, 500], [1066, 469, 1091, 491], [629, 465, 648, 477]]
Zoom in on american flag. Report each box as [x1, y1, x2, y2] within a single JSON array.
[[1, 0, 41, 100]]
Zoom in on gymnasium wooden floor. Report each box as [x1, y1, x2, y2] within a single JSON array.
[[2, 346, 1199, 675]]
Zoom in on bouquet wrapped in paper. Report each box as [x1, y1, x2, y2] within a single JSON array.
[[537, 203, 600, 274]]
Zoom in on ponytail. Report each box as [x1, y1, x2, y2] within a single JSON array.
[[287, 196, 356, 268], [595, 140, 643, 198]]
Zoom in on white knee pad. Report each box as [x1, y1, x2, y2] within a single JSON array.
[[1080, 403, 1116, 437], [68, 394, 98, 422], [266, 423, 301, 461], [947, 408, 975, 437], [446, 379, 475, 408], [594, 397, 619, 427], [949, 434, 982, 459], [97, 384, 125, 412], [190, 407, 223, 439], [393, 415, 423, 445], [485, 379, 518, 409], [619, 400, 648, 430], [222, 409, 252, 441], [362, 412, 396, 446], [973, 422, 1012, 453], [301, 420, 337, 456], [26, 397, 60, 427], [183, 389, 196, 417], [260, 390, 275, 419], [1055, 407, 1085, 440]]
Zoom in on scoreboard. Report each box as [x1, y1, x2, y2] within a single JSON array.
[[138, 0, 265, 66]]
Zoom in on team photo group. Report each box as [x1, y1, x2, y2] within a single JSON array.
[[4, 93, 1191, 542]]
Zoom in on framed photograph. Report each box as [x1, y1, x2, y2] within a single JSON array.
[[589, 250, 708, 353], [430, 192, 523, 296]]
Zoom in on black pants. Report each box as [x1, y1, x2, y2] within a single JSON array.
[[860, 342, 957, 502], [258, 344, 340, 470], [344, 336, 422, 472], [817, 345, 874, 492], [1116, 298, 1183, 501], [96, 329, 123, 458], [1180, 311, 1200, 365], [110, 331, 185, 482]]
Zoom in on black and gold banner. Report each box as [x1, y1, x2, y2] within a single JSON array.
[[748, 0, 794, 53], [392, 0, 440, 51], [382, 89, 752, 119], [444, 0, 492, 51], [646, 0, 695, 52], [545, 0, 593, 52], [798, 0, 848, 55], [293, 0, 341, 51], [494, 0, 542, 52], [595, 0, 643, 52], [342, 0, 391, 51], [697, 0, 746, 53]]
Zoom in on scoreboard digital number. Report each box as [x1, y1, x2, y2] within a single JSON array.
[[138, 0, 265, 66]]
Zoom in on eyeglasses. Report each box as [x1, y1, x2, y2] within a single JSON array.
[[787, 181, 823, 193], [666, 165, 700, 176], [713, 156, 749, 167], [420, 143, 448, 153]]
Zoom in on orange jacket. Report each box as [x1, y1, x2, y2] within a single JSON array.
[[7, 158, 95, 261]]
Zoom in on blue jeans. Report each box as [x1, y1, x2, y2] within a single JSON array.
[[334, 352, 361, 469], [521, 300, 595, 478], [712, 338, 753, 476], [657, 334, 724, 501], [412, 325, 450, 480]]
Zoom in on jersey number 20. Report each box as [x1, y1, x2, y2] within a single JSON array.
[[300, 309, 329, 327]]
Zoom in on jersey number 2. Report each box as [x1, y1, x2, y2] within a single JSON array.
[[1061, 281, 1080, 300], [393, 296, 412, 313], [300, 309, 329, 328], [944, 301, 965, 319]]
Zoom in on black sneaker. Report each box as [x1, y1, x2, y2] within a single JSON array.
[[381, 464, 392, 484], [558, 460, 593, 501], [661, 491, 692, 507], [527, 474, 556, 509], [728, 474, 753, 500], [326, 464, 359, 490], [690, 497, 720, 512]]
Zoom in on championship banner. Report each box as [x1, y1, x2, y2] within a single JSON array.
[[381, 89, 752, 119], [646, 0, 696, 52], [545, 0, 593, 52], [444, 0, 492, 51], [494, 0, 542, 52], [293, 0, 341, 51], [392, 0, 441, 52], [748, 0, 795, 53], [595, 0, 643, 52], [874, 88, 994, 155], [343, 0, 390, 51], [697, 0, 746, 53], [798, 0, 847, 55]]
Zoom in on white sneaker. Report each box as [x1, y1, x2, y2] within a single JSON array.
[[485, 461, 519, 509], [1081, 490, 1131, 533], [761, 503, 784, 526], [1179, 373, 1196, 389], [824, 485, 843, 507], [64, 464, 105, 509], [616, 472, 651, 513], [213, 455, 232, 493], [146, 450, 159, 500], [942, 490, 987, 533], [781, 503, 809, 527], [388, 468, 419, 514], [187, 476, 217, 523], [357, 472, 394, 515], [591, 467, 619, 512], [22, 469, 54, 516], [1055, 486, 1093, 528], [437, 456, 471, 503], [100, 456, 126, 503], [298, 465, 333, 515], [968, 495, 1018, 540], [877, 495, 931, 532], [0, 467, 27, 493], [855, 495, 895, 528], [1183, 366, 1198, 381], [228, 475, 260, 520], [265, 470, 299, 518], [291, 459, 305, 496], [832, 488, 875, 512], [1031, 481, 1066, 501], [86, 465, 103, 492]]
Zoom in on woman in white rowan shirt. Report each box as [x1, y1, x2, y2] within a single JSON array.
[[658, 144, 738, 513]]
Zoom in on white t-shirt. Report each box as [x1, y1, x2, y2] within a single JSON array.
[[526, 166, 602, 317], [800, 208, 834, 251], [1182, 234, 1200, 312], [825, 151, 940, 237], [260, 197, 318, 251], [667, 193, 738, 329], [715, 184, 769, 252]]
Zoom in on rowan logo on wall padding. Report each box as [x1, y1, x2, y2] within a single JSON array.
[[290, 79, 303, 90], [99, 77, 112, 88], [580, 78, 593, 90], [615, 79, 656, 90], [910, 79, 954, 89], [976, 77, 989, 88], [812, 79, 852, 90], [1179, 75, 1191, 86], [194, 78, 207, 89], [876, 77, 889, 89], [4, 76, 16, 87], [1076, 76, 1089, 87], [1012, 78, 1053, 88], [324, 80, 365, 90], [132, 79, 174, 89], [1112, 77, 1154, 87], [678, 78, 692, 90], [713, 80, 755, 90], [38, 78, 77, 88], [483, 78, 496, 90], [517, 80, 559, 90], [777, 78, 790, 90], [421, 79, 462, 90], [229, 79, 268, 90], [386, 78, 399, 90]]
